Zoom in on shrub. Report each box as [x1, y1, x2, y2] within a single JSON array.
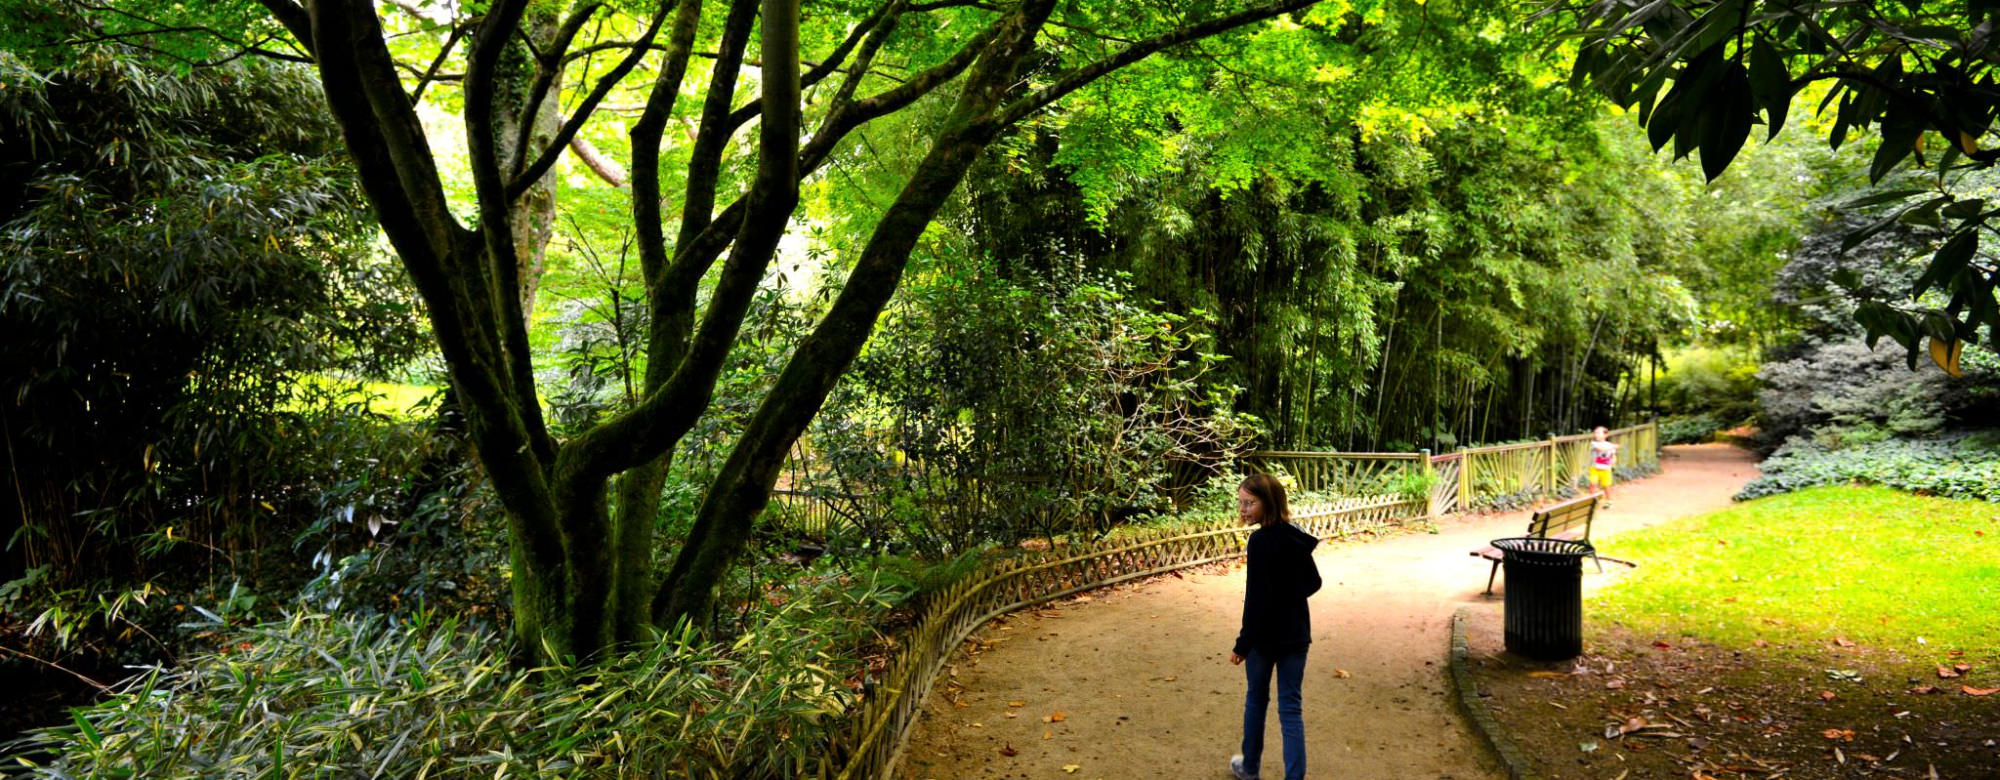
[[9, 574, 896, 779], [1659, 413, 1723, 445], [1655, 346, 1760, 423], [812, 269, 1257, 556], [1735, 433, 2000, 502], [0, 45, 428, 662], [1755, 339, 1999, 447]]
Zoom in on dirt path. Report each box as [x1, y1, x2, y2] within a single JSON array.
[[898, 444, 1761, 780]]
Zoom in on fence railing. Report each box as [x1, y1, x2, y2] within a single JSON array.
[[1245, 422, 1660, 516], [823, 495, 1426, 779]]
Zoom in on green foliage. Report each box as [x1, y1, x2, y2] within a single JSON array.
[[1594, 485, 2000, 657], [812, 267, 1257, 556], [1735, 433, 2000, 502], [1752, 191, 2000, 451], [1565, 0, 2000, 360], [11, 575, 895, 778], [955, 1, 1752, 451], [1658, 413, 1724, 445], [0, 45, 431, 664], [1655, 345, 1759, 423]]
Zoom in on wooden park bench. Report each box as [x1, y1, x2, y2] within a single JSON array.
[[1471, 492, 1604, 595]]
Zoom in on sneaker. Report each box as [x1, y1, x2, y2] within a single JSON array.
[[1230, 754, 1259, 780]]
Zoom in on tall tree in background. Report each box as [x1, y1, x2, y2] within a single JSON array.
[[20, 0, 1331, 661], [950, 1, 1704, 450]]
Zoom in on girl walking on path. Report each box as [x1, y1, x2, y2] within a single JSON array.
[[1229, 474, 1322, 780], [1589, 426, 1619, 508]]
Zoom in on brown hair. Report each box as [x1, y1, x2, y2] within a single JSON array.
[[1238, 473, 1292, 525]]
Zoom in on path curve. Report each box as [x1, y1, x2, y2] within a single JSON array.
[[898, 444, 1759, 779]]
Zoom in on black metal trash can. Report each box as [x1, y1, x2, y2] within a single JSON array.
[[1491, 537, 1594, 661]]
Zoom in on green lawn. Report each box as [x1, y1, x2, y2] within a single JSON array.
[[1593, 485, 2000, 657]]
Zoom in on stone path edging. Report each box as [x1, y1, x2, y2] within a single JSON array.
[[1449, 608, 1541, 780]]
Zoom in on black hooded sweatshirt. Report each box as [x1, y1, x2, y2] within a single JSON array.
[[1232, 520, 1323, 657]]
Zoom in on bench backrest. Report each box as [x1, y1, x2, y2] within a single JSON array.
[[1526, 493, 1598, 540]]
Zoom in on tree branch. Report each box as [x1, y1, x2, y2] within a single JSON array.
[[409, 24, 466, 104], [462, 0, 558, 465], [628, 0, 707, 310], [671, 0, 762, 270], [993, 0, 1319, 128], [505, 2, 672, 201], [651, 7, 1005, 307], [509, 3, 604, 181], [257, 0, 316, 57], [800, 9, 1006, 172], [569, 133, 629, 187]]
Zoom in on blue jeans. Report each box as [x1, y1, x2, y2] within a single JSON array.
[[1241, 646, 1307, 780]]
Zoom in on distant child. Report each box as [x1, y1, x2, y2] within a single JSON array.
[[1589, 426, 1619, 508], [1228, 474, 1322, 780]]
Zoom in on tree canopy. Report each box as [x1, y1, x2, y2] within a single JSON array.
[[1561, 0, 2000, 372]]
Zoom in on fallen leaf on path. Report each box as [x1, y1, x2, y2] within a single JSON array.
[[1953, 662, 1973, 674], [1161, 675, 1177, 682], [1753, 639, 1770, 648], [1041, 730, 1052, 740], [1854, 753, 1881, 762], [1938, 665, 1962, 679], [1820, 690, 1837, 701], [1962, 685, 2000, 696], [1652, 640, 1673, 650], [1834, 637, 1856, 647], [1606, 679, 1627, 690], [1007, 700, 1028, 708], [1823, 728, 1856, 741], [999, 744, 1018, 757], [1043, 711, 1066, 723], [1334, 669, 1351, 679], [1062, 765, 1080, 774], [1528, 671, 1565, 679], [1003, 712, 1019, 719]]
